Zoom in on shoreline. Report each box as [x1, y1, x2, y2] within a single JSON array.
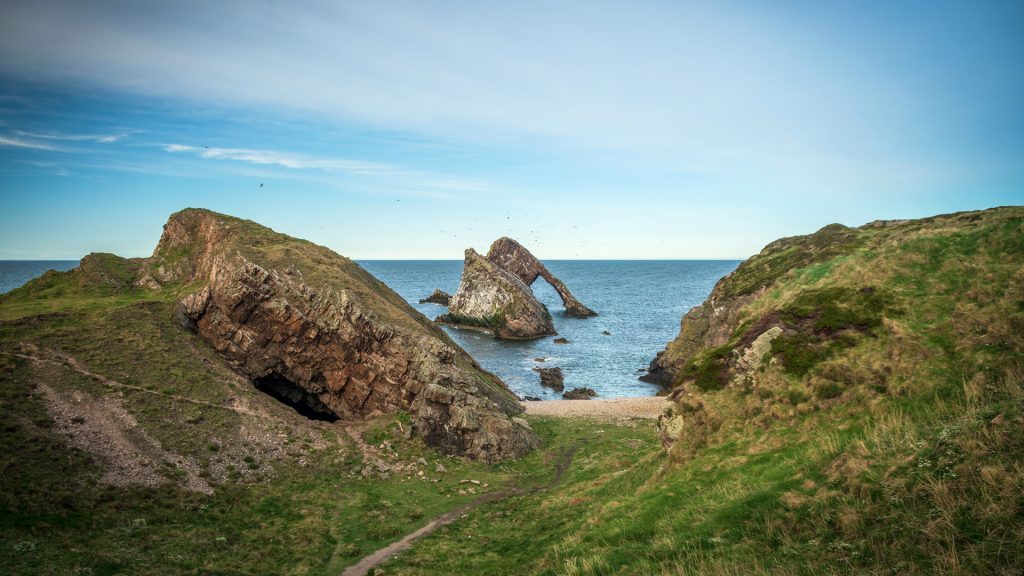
[[522, 396, 668, 419]]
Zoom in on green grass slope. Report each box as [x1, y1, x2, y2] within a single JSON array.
[[376, 207, 1024, 575], [1, 206, 1020, 575]]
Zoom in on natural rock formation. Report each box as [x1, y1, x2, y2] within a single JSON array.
[[151, 209, 538, 462], [419, 289, 451, 306], [554, 337, 569, 344], [562, 387, 598, 400], [438, 249, 555, 339], [486, 237, 597, 317], [532, 367, 564, 392]]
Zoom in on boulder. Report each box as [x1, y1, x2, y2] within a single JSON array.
[[562, 387, 598, 400], [532, 367, 565, 392], [419, 289, 451, 306]]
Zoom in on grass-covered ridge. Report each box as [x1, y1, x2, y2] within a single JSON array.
[[0, 206, 1021, 575]]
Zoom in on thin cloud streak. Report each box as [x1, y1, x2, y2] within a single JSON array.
[[0, 134, 58, 150], [163, 143, 497, 195], [15, 130, 125, 143]]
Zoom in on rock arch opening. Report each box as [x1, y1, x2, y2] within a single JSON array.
[[253, 372, 339, 422]]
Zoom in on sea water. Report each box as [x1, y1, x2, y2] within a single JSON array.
[[0, 259, 739, 399], [360, 260, 738, 399]]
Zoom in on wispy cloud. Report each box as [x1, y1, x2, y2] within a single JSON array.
[[15, 130, 125, 143], [0, 135, 58, 150], [163, 144, 390, 175]]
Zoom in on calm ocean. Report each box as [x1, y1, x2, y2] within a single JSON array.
[[360, 260, 738, 398], [0, 259, 738, 398]]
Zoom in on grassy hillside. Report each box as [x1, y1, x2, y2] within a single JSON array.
[[1, 206, 1021, 575], [376, 207, 1024, 575]]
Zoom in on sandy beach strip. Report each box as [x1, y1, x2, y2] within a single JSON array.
[[522, 396, 668, 419]]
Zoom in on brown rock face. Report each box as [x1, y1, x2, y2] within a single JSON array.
[[439, 249, 556, 339], [486, 237, 597, 317], [532, 367, 564, 392], [153, 209, 538, 462]]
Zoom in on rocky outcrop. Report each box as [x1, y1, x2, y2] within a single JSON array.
[[438, 249, 555, 339], [532, 367, 564, 392], [641, 221, 868, 388], [419, 289, 451, 306], [486, 237, 596, 317], [151, 209, 538, 463], [562, 387, 597, 400]]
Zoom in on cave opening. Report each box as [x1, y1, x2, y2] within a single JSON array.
[[253, 372, 339, 422]]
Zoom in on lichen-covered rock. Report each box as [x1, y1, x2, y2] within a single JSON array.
[[732, 326, 783, 388], [486, 237, 597, 317], [419, 289, 451, 306], [439, 249, 555, 339], [152, 209, 538, 463]]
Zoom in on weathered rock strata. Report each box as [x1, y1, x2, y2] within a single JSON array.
[[438, 249, 555, 339], [153, 209, 538, 462], [486, 237, 597, 317]]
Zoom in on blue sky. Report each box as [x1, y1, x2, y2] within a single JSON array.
[[0, 0, 1021, 260]]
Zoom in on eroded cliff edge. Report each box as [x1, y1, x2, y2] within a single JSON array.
[[153, 209, 538, 462]]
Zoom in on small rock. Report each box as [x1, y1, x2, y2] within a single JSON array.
[[534, 357, 546, 362], [553, 337, 569, 344], [601, 330, 611, 336], [532, 366, 564, 392], [435, 462, 448, 473], [563, 387, 598, 400], [419, 288, 451, 306], [417, 457, 427, 465], [523, 396, 542, 401]]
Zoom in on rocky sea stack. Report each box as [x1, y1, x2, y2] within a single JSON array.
[[486, 237, 596, 317], [438, 237, 595, 339], [437, 248, 556, 339], [133, 209, 536, 462]]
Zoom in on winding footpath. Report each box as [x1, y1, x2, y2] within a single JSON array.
[[341, 445, 578, 576]]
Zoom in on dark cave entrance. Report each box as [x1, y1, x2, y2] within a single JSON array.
[[253, 372, 339, 422]]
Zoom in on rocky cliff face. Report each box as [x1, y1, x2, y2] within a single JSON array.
[[151, 209, 538, 462], [486, 237, 596, 317], [438, 249, 556, 339]]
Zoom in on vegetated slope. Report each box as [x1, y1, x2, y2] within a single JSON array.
[[0, 209, 538, 575], [374, 206, 1024, 575]]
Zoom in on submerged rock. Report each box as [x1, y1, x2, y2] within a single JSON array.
[[154, 209, 538, 463], [486, 237, 597, 317], [438, 249, 555, 339], [553, 337, 570, 344], [532, 367, 565, 392], [419, 288, 451, 306], [562, 387, 598, 400]]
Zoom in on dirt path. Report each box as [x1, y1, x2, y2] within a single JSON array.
[[340, 445, 578, 576], [522, 396, 667, 419]]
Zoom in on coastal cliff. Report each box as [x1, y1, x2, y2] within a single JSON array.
[[648, 207, 1024, 451], [153, 209, 538, 462]]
